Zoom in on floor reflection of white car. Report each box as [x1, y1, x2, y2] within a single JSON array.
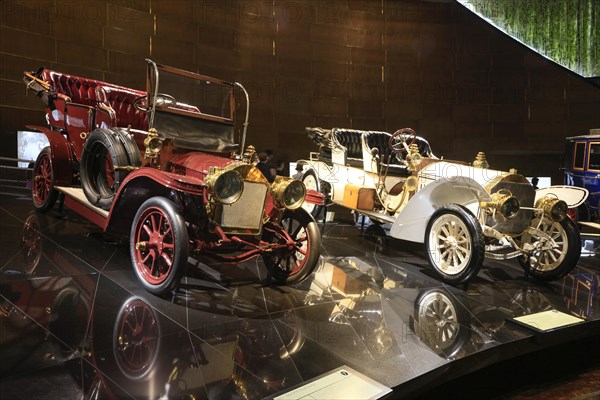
[[298, 127, 588, 284]]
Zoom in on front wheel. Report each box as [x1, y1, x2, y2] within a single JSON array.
[[262, 209, 321, 284], [130, 197, 188, 295], [32, 147, 58, 212], [425, 204, 485, 285], [518, 217, 580, 281]]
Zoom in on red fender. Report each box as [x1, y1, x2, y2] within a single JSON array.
[[27, 125, 74, 185], [117, 167, 205, 197], [105, 167, 206, 233]]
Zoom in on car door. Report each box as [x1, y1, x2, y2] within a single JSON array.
[[584, 141, 600, 210]]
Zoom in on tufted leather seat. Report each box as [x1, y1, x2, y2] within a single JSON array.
[[331, 128, 364, 167], [43, 70, 99, 106], [95, 86, 148, 130], [40, 69, 149, 130], [363, 131, 409, 175]]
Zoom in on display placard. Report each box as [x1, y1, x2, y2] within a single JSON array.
[[274, 366, 391, 400], [511, 309, 584, 332]]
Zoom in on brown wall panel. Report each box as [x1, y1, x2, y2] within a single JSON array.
[[0, 27, 55, 62], [0, 0, 53, 36], [0, 0, 597, 185]]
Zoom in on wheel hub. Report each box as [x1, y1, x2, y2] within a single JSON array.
[[149, 231, 164, 253], [435, 318, 448, 328], [444, 236, 458, 250]]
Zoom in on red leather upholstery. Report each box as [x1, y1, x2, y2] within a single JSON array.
[[95, 86, 148, 130], [41, 69, 148, 130], [42, 70, 98, 106]]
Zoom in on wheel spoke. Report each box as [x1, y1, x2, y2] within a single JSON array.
[[294, 246, 307, 256], [141, 250, 153, 265], [160, 252, 173, 268], [441, 225, 450, 238], [142, 223, 153, 237]]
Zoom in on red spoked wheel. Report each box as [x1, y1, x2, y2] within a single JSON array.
[[262, 209, 320, 284], [113, 297, 160, 381], [32, 147, 58, 212], [130, 197, 188, 295]]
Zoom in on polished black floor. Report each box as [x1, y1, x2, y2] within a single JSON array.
[[1, 191, 599, 399]]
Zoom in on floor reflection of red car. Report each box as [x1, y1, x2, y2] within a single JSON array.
[[23, 60, 323, 296]]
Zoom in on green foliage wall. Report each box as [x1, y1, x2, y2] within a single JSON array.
[[459, 0, 599, 77]]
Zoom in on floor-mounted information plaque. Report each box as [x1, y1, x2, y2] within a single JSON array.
[[273, 366, 391, 400], [512, 309, 585, 332]]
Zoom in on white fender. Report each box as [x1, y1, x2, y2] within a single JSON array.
[[389, 177, 490, 243], [535, 185, 588, 208]]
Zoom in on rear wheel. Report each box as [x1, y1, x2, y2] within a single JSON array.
[[425, 204, 485, 285], [518, 217, 580, 281], [130, 197, 188, 295], [262, 209, 320, 284], [32, 147, 58, 212]]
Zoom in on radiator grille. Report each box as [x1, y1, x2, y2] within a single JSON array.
[[217, 181, 268, 234], [488, 181, 536, 234]]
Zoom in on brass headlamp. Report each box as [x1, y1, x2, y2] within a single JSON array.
[[144, 128, 163, 159], [482, 189, 520, 219], [535, 195, 567, 222], [205, 167, 244, 205], [271, 176, 306, 210], [405, 143, 422, 171]]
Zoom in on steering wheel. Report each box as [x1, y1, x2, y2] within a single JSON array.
[[388, 128, 417, 156], [133, 93, 177, 112]]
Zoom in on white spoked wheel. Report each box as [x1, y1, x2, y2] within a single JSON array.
[[425, 205, 484, 284], [429, 214, 472, 275], [518, 216, 580, 281]]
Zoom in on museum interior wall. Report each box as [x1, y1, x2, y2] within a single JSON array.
[[1, 0, 599, 182]]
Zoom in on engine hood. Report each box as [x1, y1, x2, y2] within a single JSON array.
[[418, 161, 507, 188], [168, 152, 237, 179]]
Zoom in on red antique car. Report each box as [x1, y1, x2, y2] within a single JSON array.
[[23, 59, 322, 295]]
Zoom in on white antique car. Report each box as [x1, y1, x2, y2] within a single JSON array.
[[298, 127, 588, 284]]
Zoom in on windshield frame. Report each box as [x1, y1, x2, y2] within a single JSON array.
[[145, 59, 236, 130]]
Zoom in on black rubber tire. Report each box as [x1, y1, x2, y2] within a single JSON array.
[[262, 208, 321, 284], [80, 128, 130, 210], [424, 204, 485, 285], [130, 197, 188, 295], [32, 147, 58, 212], [518, 216, 580, 281], [113, 128, 142, 170]]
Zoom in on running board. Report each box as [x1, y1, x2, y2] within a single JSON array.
[[56, 186, 109, 230], [348, 207, 395, 224]]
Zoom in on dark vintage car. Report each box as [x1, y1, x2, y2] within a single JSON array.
[[22, 59, 323, 295], [564, 128, 600, 221]]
